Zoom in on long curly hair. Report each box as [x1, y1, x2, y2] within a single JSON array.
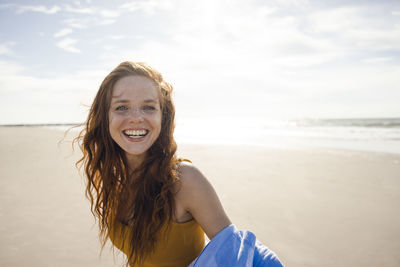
[[74, 61, 180, 266]]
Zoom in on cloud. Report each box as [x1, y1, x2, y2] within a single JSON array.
[[1, 3, 121, 30], [0, 42, 16, 56], [62, 15, 117, 29], [54, 28, 73, 38], [152, 1, 342, 69], [16, 5, 61, 14], [0, 3, 61, 14], [0, 60, 107, 124], [62, 18, 87, 29], [363, 57, 393, 64], [56, 38, 81, 53], [308, 6, 400, 51], [99, 10, 120, 18], [98, 1, 342, 71], [120, 0, 172, 15], [63, 5, 95, 15], [94, 0, 400, 119], [63, 4, 120, 18]]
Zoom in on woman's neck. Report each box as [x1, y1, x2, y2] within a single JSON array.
[[125, 152, 147, 172]]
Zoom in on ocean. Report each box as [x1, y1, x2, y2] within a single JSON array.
[[174, 117, 400, 155]]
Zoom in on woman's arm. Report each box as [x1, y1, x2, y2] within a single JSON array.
[[176, 162, 232, 240]]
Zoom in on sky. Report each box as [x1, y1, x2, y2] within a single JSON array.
[[0, 0, 399, 124]]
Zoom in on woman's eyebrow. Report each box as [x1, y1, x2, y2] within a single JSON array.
[[111, 98, 159, 104], [143, 98, 159, 103], [111, 99, 129, 105]]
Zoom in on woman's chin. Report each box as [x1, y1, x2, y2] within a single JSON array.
[[124, 148, 148, 158]]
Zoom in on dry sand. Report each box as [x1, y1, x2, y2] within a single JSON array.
[[0, 126, 399, 267]]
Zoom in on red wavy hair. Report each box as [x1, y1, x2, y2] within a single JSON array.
[[74, 61, 180, 266]]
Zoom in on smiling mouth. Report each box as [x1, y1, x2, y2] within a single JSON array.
[[123, 129, 149, 139]]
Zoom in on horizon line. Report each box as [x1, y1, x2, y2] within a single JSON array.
[[1, 116, 400, 127]]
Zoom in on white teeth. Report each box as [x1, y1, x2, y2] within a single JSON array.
[[124, 129, 148, 137]]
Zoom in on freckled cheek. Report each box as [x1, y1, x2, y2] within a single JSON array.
[[109, 112, 126, 124], [155, 115, 162, 129], [108, 113, 124, 136]]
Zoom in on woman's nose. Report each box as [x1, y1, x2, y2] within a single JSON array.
[[128, 107, 144, 122]]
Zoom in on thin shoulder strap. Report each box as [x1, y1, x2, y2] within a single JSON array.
[[177, 157, 192, 164]]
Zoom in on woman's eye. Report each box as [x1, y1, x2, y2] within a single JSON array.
[[143, 105, 156, 111], [116, 105, 128, 111]]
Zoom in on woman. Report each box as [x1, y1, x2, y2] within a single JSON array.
[[75, 61, 232, 266]]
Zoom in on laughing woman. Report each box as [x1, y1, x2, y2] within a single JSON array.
[[75, 61, 231, 267], [75, 61, 283, 267]]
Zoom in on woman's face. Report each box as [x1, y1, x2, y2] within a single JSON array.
[[109, 75, 162, 163]]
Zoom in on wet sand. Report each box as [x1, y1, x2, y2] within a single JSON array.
[[1, 126, 399, 266]]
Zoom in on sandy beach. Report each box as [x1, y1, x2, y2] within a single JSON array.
[[1, 126, 399, 267]]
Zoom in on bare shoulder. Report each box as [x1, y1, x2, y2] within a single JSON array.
[[176, 161, 231, 240], [176, 161, 210, 190]]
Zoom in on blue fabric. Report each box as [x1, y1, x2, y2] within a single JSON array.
[[188, 224, 284, 267]]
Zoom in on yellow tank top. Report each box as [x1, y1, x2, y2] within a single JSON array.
[[109, 218, 205, 267]]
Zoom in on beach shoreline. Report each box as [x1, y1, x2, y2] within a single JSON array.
[[1, 126, 399, 266]]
